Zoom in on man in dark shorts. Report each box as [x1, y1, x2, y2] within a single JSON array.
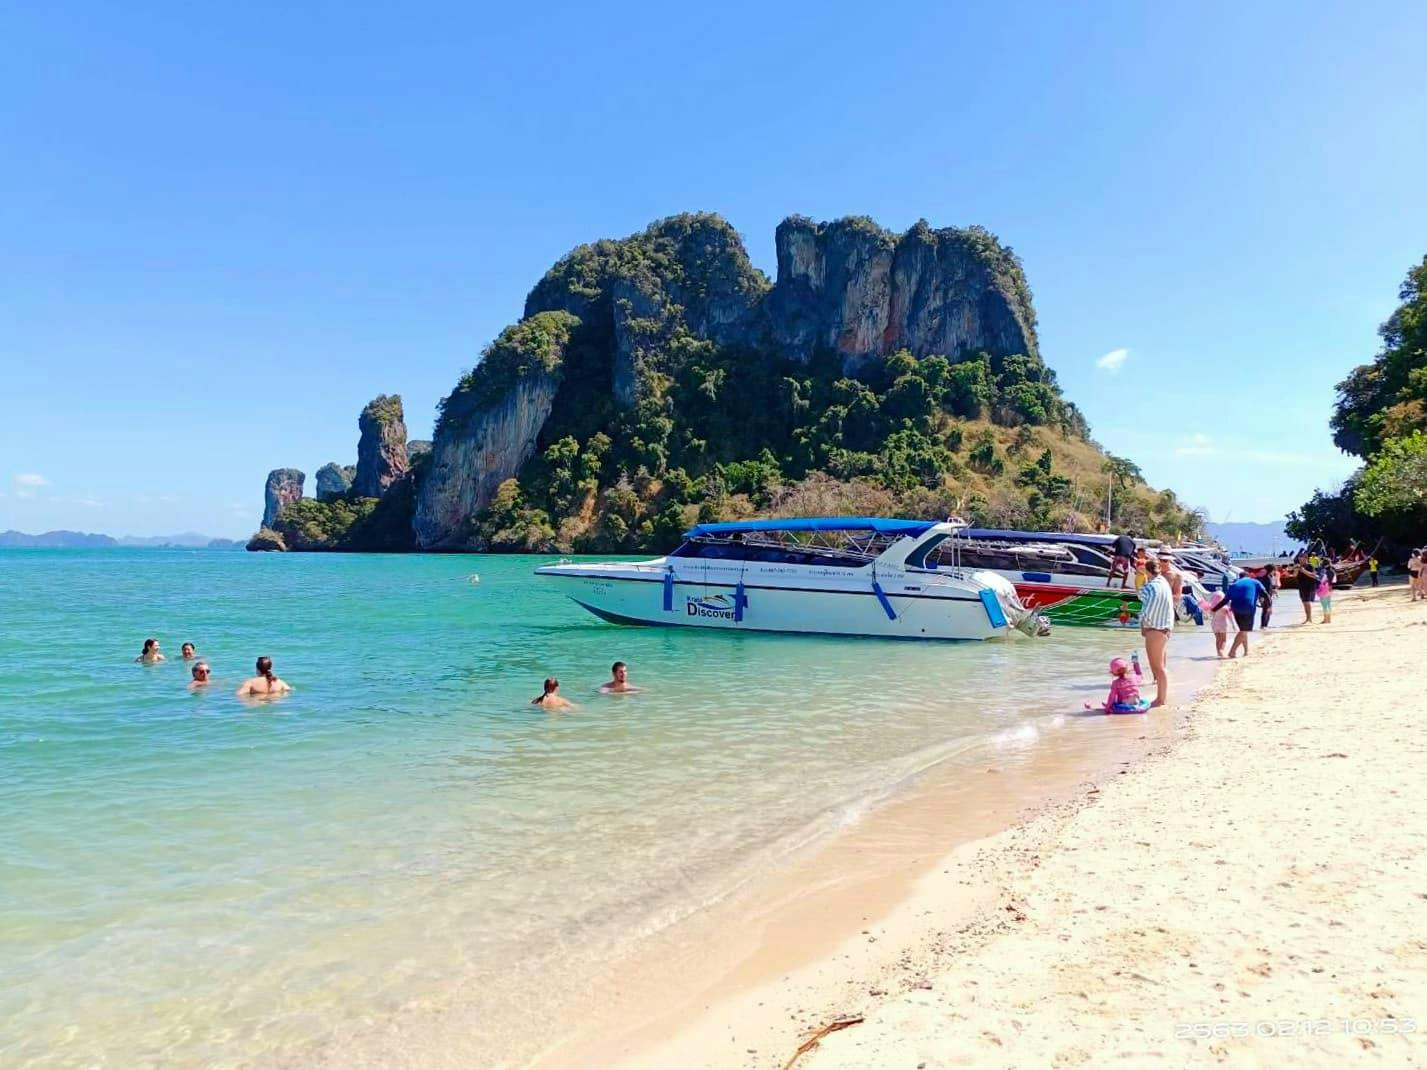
[[1295, 552, 1318, 622], [1220, 573, 1268, 657], [1108, 530, 1136, 589]]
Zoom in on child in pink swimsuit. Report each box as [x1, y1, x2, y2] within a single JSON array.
[[1088, 655, 1146, 713]]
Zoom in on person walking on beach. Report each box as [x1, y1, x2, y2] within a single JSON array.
[[1219, 573, 1268, 657], [188, 662, 213, 690], [531, 677, 573, 709], [1316, 566, 1337, 623], [1108, 530, 1135, 589], [1259, 566, 1277, 630], [1411, 548, 1425, 601], [1138, 558, 1174, 707], [1369, 555, 1380, 587], [1206, 591, 1237, 657], [135, 638, 165, 664], [235, 656, 290, 697], [600, 661, 641, 694]]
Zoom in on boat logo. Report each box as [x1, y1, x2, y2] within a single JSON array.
[[687, 594, 738, 619]]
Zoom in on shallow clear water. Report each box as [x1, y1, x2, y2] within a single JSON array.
[[0, 550, 1218, 1068]]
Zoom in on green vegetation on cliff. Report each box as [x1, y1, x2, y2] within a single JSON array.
[[255, 213, 1203, 553], [1289, 256, 1427, 551]]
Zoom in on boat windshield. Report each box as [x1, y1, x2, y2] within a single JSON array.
[[671, 533, 884, 568], [931, 540, 1111, 578]]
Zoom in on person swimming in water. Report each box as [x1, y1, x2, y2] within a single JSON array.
[[234, 656, 291, 697], [135, 638, 165, 664], [181, 642, 197, 661], [531, 677, 573, 709], [599, 661, 641, 694], [188, 662, 213, 690]]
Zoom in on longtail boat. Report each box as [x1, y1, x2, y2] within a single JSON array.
[[935, 529, 1209, 627]]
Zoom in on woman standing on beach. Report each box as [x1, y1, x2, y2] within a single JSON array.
[[1411, 548, 1425, 601], [1138, 557, 1175, 707]]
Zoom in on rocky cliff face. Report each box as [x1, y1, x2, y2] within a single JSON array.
[[353, 395, 410, 497], [415, 312, 578, 548], [262, 468, 305, 527], [315, 462, 356, 501], [412, 214, 1042, 548], [767, 216, 1038, 365]]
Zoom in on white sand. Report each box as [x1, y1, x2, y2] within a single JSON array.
[[626, 587, 1427, 1069]]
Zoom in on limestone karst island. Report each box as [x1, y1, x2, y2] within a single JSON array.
[[11, 7, 1427, 1070], [249, 213, 1201, 553]]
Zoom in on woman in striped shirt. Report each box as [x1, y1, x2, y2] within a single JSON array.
[[1138, 557, 1175, 708]]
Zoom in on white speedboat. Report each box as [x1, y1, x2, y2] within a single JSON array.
[[535, 517, 1039, 641]]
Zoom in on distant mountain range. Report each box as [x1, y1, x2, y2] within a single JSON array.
[[0, 530, 243, 550], [1204, 520, 1296, 556]]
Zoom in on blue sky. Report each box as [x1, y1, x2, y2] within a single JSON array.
[[2, 1, 1423, 537]]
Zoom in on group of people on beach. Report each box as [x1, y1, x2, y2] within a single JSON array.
[[134, 638, 292, 697]]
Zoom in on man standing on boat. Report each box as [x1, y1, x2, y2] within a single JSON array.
[[1108, 530, 1136, 589]]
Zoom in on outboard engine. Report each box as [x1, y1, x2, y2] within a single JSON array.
[[970, 570, 1050, 637]]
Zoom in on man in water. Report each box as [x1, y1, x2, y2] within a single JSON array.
[[1219, 573, 1269, 658], [188, 662, 213, 690], [600, 661, 641, 694], [181, 642, 197, 661], [1108, 530, 1136, 589]]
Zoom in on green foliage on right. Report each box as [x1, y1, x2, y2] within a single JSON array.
[[1355, 431, 1427, 519], [1291, 256, 1427, 555]]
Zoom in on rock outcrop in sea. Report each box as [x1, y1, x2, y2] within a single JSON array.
[[353, 395, 410, 498], [250, 212, 1201, 554], [413, 213, 1041, 548], [315, 463, 356, 501], [262, 468, 305, 528]]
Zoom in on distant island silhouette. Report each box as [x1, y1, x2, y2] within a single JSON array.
[[0, 530, 243, 550]]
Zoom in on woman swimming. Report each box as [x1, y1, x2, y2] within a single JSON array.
[[235, 656, 291, 697], [531, 677, 573, 710], [135, 638, 165, 664]]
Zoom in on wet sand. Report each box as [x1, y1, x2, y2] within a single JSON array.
[[578, 586, 1427, 1068], [533, 632, 1222, 1067]]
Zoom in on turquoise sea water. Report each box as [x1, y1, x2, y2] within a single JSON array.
[[0, 550, 1218, 1068]]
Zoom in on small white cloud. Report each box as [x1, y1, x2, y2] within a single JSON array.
[[1095, 348, 1129, 372], [13, 473, 47, 498], [1174, 433, 1216, 458], [1242, 448, 1314, 466]]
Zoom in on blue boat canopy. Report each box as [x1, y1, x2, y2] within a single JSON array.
[[683, 516, 938, 539], [960, 527, 1118, 547]]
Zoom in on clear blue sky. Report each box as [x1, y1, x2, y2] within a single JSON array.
[[3, 1, 1424, 537]]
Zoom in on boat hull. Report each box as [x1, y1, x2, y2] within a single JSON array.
[[1012, 580, 1143, 627], [539, 570, 1009, 641]]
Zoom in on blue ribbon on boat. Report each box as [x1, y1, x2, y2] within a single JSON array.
[[734, 580, 746, 622], [871, 579, 897, 621], [662, 570, 674, 612]]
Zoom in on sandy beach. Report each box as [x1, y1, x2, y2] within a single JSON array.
[[609, 585, 1427, 1069]]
